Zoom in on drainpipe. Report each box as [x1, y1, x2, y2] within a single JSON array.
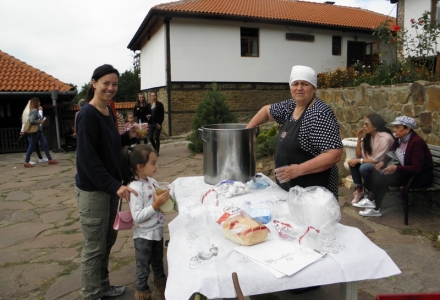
[[51, 90, 65, 153], [165, 18, 172, 136]]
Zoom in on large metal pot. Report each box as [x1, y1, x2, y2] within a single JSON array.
[[198, 123, 257, 185]]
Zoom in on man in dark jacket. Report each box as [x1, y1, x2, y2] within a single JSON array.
[[353, 116, 434, 217]]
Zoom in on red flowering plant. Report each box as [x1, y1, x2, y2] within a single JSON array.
[[374, 11, 440, 79], [405, 12, 440, 61], [372, 18, 405, 64]]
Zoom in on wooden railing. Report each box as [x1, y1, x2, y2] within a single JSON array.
[[0, 127, 52, 153]]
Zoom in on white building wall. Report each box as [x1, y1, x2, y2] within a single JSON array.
[[168, 18, 384, 83], [403, 0, 439, 56], [140, 25, 167, 90], [139, 18, 390, 88]]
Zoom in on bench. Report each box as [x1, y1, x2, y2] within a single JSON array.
[[401, 144, 440, 225]]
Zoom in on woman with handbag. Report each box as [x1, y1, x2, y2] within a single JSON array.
[[75, 64, 148, 300], [23, 97, 58, 168], [21, 100, 43, 165]]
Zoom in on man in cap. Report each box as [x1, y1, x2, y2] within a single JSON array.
[[353, 116, 434, 217]]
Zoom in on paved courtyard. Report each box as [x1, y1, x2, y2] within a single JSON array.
[[0, 142, 439, 300]]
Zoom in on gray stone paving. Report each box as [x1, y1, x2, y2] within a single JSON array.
[[0, 142, 439, 300]]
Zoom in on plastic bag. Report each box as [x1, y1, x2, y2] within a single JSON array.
[[215, 180, 250, 198], [250, 173, 270, 190], [201, 188, 269, 246], [287, 186, 341, 251], [244, 201, 272, 224]]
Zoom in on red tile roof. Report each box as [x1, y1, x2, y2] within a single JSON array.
[[152, 0, 395, 30], [66, 102, 136, 111], [0, 50, 73, 92], [129, 0, 396, 50]]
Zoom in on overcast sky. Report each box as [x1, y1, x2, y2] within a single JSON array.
[[0, 0, 397, 89]]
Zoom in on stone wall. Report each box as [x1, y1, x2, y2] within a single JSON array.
[[147, 80, 440, 147], [318, 81, 440, 146], [152, 82, 291, 136]]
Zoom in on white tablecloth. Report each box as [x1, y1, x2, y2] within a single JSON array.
[[166, 176, 401, 300]]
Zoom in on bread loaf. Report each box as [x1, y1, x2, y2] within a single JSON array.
[[222, 215, 268, 246]]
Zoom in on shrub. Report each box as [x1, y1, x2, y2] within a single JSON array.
[[186, 83, 237, 153], [256, 125, 279, 159], [317, 61, 437, 89]]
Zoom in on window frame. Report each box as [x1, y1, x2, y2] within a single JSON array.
[[240, 27, 259, 57], [332, 36, 342, 56]]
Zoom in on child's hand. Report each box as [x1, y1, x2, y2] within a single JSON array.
[[153, 189, 170, 211]]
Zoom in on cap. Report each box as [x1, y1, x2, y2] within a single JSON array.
[[289, 65, 317, 88], [390, 116, 416, 129]]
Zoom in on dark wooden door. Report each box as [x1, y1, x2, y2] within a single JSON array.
[[347, 41, 366, 67]]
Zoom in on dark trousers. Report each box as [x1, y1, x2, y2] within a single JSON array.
[[364, 171, 410, 210], [25, 131, 51, 163], [148, 125, 162, 154], [134, 237, 166, 291]]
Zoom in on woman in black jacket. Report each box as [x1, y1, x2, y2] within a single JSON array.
[[133, 92, 149, 144], [147, 91, 164, 154]]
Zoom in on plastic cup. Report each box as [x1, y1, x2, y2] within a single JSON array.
[[136, 128, 147, 139], [274, 165, 289, 183], [156, 182, 173, 213], [156, 182, 170, 195]]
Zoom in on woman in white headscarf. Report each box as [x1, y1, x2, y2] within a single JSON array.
[[247, 65, 343, 199]]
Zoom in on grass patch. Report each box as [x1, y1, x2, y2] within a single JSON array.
[[400, 228, 440, 250], [58, 261, 79, 276], [109, 256, 136, 272]]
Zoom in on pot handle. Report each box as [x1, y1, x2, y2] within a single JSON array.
[[198, 128, 209, 142]]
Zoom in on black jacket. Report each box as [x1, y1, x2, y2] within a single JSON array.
[[133, 104, 149, 123], [147, 101, 165, 126]]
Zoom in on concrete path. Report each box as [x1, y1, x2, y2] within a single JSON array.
[[0, 143, 439, 300]]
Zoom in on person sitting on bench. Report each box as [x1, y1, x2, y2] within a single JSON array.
[[353, 116, 434, 217]]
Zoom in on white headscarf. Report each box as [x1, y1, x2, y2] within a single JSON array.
[[21, 100, 31, 124], [289, 65, 317, 88]]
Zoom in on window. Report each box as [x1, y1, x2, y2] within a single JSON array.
[[332, 36, 342, 56], [241, 27, 259, 57]]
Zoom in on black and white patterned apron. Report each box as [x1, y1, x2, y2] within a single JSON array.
[[275, 104, 331, 192]]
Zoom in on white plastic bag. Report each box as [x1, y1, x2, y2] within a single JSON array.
[[200, 188, 269, 246], [287, 186, 341, 251]]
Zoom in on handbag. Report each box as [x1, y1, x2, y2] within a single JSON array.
[[113, 198, 133, 230], [24, 118, 38, 134], [386, 151, 401, 167]]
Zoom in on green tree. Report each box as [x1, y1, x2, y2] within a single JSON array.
[[114, 68, 140, 102], [76, 82, 91, 102], [186, 83, 237, 152]]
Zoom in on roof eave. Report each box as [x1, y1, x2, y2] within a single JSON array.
[[128, 9, 383, 50], [127, 10, 157, 51]]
